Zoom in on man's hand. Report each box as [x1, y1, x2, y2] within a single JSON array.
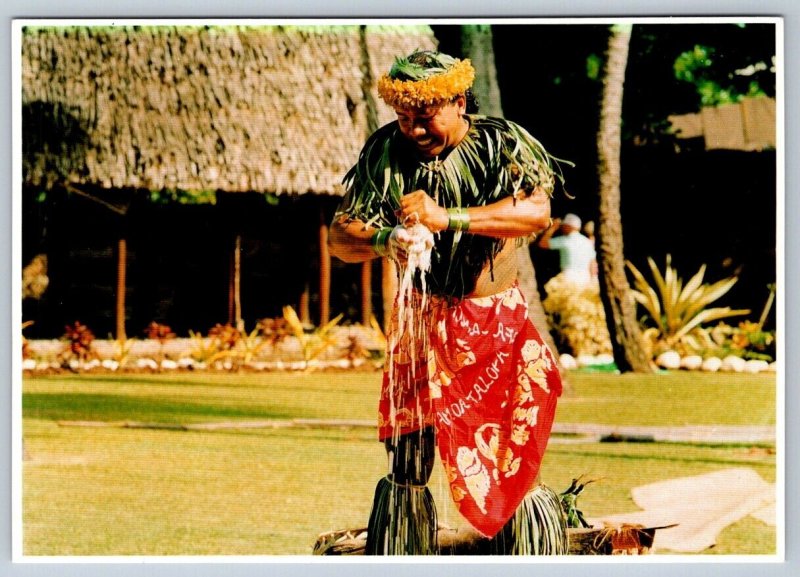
[[537, 216, 560, 249], [398, 190, 449, 232], [386, 224, 434, 264]]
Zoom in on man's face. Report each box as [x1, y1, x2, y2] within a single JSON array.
[[394, 95, 467, 158]]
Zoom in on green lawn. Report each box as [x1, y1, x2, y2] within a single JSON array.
[[21, 370, 777, 556]]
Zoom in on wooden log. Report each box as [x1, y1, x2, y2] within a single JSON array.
[[313, 524, 674, 556]]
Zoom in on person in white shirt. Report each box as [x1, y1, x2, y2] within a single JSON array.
[[537, 213, 612, 359], [538, 213, 596, 286]]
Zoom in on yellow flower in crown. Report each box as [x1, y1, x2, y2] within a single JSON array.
[[378, 50, 475, 109]]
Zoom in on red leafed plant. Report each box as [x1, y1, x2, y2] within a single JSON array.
[[61, 321, 96, 362], [144, 321, 176, 342], [208, 324, 243, 350]]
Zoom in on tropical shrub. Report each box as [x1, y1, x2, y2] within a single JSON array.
[[257, 317, 293, 346], [707, 320, 776, 362], [144, 321, 176, 342], [188, 330, 223, 364], [207, 323, 243, 351], [626, 255, 749, 356], [143, 321, 176, 365], [542, 273, 612, 357], [282, 306, 343, 369], [60, 321, 97, 364]]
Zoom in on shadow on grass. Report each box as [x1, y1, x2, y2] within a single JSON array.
[[23, 392, 299, 423], [25, 374, 278, 390]]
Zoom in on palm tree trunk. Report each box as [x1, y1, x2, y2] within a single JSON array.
[[460, 25, 504, 114], [596, 25, 652, 373]]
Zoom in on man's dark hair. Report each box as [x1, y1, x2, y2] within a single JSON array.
[[464, 89, 479, 114]]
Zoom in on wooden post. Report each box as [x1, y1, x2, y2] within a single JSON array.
[[299, 283, 311, 325], [234, 234, 243, 331], [115, 237, 127, 340], [227, 250, 235, 326], [319, 209, 331, 326], [361, 261, 372, 326], [227, 234, 244, 331]]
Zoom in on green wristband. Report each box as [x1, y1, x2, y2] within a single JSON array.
[[446, 207, 471, 232], [371, 227, 393, 256]]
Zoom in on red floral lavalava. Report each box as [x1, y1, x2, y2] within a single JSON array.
[[378, 285, 562, 538]]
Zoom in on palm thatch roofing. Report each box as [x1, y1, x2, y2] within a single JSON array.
[[21, 24, 437, 196]]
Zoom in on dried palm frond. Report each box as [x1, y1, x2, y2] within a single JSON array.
[[489, 484, 568, 555], [365, 476, 438, 555], [338, 116, 570, 297]]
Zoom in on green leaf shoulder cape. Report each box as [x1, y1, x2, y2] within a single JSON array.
[[337, 115, 562, 297]]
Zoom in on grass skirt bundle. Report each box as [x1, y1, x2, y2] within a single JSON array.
[[365, 476, 438, 555]]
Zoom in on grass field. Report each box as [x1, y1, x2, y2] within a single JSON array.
[[20, 369, 778, 556]]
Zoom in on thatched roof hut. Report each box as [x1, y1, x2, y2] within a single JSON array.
[[21, 24, 438, 337], [21, 24, 437, 195]]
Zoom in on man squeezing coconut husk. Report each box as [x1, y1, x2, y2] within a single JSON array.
[[329, 49, 569, 555]]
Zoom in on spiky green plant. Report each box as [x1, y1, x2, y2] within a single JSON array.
[[626, 255, 750, 356], [188, 330, 222, 364], [283, 306, 343, 369], [111, 336, 136, 368], [559, 475, 597, 529], [232, 326, 273, 366]]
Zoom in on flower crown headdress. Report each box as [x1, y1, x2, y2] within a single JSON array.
[[377, 50, 475, 109]]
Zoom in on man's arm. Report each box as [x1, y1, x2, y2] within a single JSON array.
[[330, 185, 552, 262], [398, 188, 552, 239], [328, 216, 382, 263]]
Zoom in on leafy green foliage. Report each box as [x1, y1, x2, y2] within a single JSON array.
[[708, 320, 776, 362], [626, 255, 749, 356], [389, 50, 457, 81], [559, 475, 597, 529], [674, 43, 770, 106], [149, 188, 217, 205], [585, 53, 603, 81]]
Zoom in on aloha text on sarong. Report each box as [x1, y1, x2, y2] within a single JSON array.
[[436, 350, 510, 427]]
